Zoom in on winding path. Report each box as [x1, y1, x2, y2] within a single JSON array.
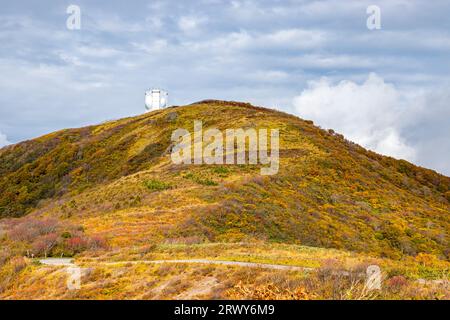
[[102, 259, 313, 271], [39, 258, 75, 266], [39, 258, 313, 272], [38, 258, 447, 286]]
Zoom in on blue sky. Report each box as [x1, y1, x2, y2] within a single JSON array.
[[0, 0, 449, 175]]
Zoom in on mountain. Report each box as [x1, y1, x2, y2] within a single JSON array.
[[0, 100, 449, 260]]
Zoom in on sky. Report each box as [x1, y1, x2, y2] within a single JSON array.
[[0, 0, 449, 175]]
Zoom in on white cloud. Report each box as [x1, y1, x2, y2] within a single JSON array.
[[132, 39, 168, 54], [293, 74, 450, 175], [178, 16, 207, 33], [90, 14, 144, 33], [77, 46, 120, 58], [0, 131, 10, 148], [181, 28, 327, 55], [263, 29, 327, 49], [293, 74, 419, 161]]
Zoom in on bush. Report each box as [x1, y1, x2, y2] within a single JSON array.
[[198, 178, 218, 186], [66, 236, 89, 254], [3, 217, 107, 258], [184, 172, 218, 186], [444, 191, 450, 202], [61, 231, 72, 239], [64, 235, 107, 255], [212, 166, 230, 176], [87, 236, 108, 250], [143, 179, 172, 191], [11, 257, 27, 273], [227, 281, 312, 300], [0, 249, 12, 267], [32, 233, 58, 257], [415, 253, 439, 267], [386, 275, 408, 293], [8, 218, 59, 242]]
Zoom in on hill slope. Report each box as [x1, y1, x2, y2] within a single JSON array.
[[0, 100, 449, 259]]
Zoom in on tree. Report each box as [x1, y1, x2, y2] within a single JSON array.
[[32, 233, 58, 257]]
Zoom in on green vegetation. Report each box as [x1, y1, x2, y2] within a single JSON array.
[[0, 100, 448, 259], [0, 100, 449, 299], [183, 172, 218, 186], [143, 179, 172, 191], [212, 166, 231, 176]]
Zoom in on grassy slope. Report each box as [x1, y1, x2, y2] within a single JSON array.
[[0, 101, 450, 299], [0, 100, 449, 259]]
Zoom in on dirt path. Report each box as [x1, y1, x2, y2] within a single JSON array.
[[40, 257, 313, 272], [39, 258, 75, 266], [101, 259, 313, 271], [38, 258, 448, 287]]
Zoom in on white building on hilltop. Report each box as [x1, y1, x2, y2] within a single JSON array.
[[145, 88, 168, 112]]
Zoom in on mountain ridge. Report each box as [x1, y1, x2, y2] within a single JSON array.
[[0, 100, 449, 259]]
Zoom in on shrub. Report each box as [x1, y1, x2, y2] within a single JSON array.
[[305, 260, 379, 300], [139, 244, 157, 255], [445, 191, 450, 202], [66, 236, 89, 254], [227, 281, 312, 300], [0, 249, 12, 267], [415, 253, 439, 267], [2, 216, 108, 258], [386, 275, 408, 293], [212, 166, 230, 176], [183, 173, 218, 186], [143, 179, 172, 191], [87, 236, 108, 250], [32, 233, 58, 257], [198, 178, 218, 186], [61, 231, 72, 239], [8, 218, 59, 242], [10, 256, 27, 273]]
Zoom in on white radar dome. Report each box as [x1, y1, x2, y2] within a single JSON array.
[[145, 89, 168, 112]]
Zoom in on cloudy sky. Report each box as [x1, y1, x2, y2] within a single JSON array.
[[0, 0, 449, 175]]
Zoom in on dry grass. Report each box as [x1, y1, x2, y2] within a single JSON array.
[[0, 101, 449, 300], [0, 252, 448, 300]]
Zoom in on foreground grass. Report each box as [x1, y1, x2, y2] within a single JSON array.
[[0, 262, 447, 300], [79, 242, 450, 281], [1, 242, 449, 300]]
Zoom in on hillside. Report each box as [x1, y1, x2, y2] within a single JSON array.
[[0, 100, 449, 261]]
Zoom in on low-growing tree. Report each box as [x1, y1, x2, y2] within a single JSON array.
[[32, 233, 58, 257]]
